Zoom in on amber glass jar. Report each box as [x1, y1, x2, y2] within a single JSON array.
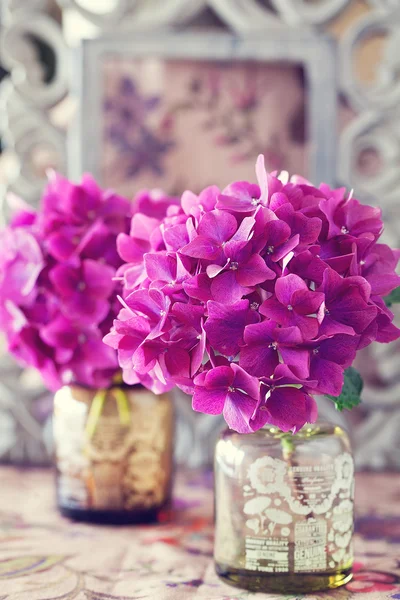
[[53, 384, 174, 523], [214, 423, 354, 593]]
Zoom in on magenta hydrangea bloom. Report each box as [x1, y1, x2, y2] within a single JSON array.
[[105, 155, 400, 433], [0, 176, 176, 391]]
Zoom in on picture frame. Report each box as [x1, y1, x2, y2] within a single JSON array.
[[69, 30, 337, 192]]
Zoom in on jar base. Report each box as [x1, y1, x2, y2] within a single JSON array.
[[58, 503, 171, 525], [215, 563, 353, 593]]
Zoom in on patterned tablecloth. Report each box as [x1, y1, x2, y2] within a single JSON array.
[[0, 468, 400, 600]]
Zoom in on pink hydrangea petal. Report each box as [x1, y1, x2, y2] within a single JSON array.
[[265, 219, 291, 247], [191, 325, 206, 377], [130, 213, 160, 240], [145, 253, 176, 283], [133, 189, 179, 220], [192, 386, 226, 415], [318, 315, 356, 337], [121, 263, 148, 289], [66, 294, 109, 324], [264, 387, 317, 433], [171, 302, 203, 327], [182, 186, 219, 215], [181, 235, 222, 259], [204, 365, 234, 389], [47, 228, 80, 261], [83, 260, 115, 298], [204, 299, 254, 356], [273, 234, 300, 262], [117, 233, 149, 263], [223, 390, 259, 434], [49, 264, 80, 298], [328, 288, 377, 334], [164, 346, 191, 378], [183, 273, 213, 302], [162, 223, 189, 251], [318, 334, 358, 367], [291, 289, 324, 315], [310, 357, 344, 396], [376, 320, 400, 343], [237, 254, 275, 286], [274, 326, 303, 345], [366, 273, 400, 296], [271, 363, 317, 388], [289, 250, 327, 286], [217, 182, 260, 212], [40, 315, 78, 349], [259, 296, 291, 324], [198, 210, 238, 243], [243, 319, 276, 345], [131, 340, 161, 373], [292, 314, 319, 340], [239, 343, 279, 377], [269, 192, 289, 212], [297, 215, 322, 245], [231, 363, 260, 399], [324, 253, 354, 274], [207, 260, 229, 279], [210, 271, 247, 304], [275, 274, 307, 305], [279, 347, 310, 379], [346, 199, 382, 237]]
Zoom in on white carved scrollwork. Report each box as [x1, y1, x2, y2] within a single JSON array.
[[367, 0, 400, 11], [0, 0, 67, 206], [59, 0, 281, 32], [270, 0, 351, 26], [340, 10, 400, 112], [339, 112, 400, 204], [57, 0, 135, 29]]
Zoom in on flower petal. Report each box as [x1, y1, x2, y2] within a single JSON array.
[[310, 357, 344, 396], [275, 274, 307, 306], [205, 299, 255, 356], [192, 386, 226, 415], [237, 254, 275, 286], [264, 387, 317, 433], [223, 390, 258, 433]]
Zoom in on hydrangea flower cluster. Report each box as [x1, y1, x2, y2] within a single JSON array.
[[0, 174, 134, 390], [105, 156, 400, 434]]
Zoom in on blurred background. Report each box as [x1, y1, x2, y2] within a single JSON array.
[[0, 0, 399, 470]]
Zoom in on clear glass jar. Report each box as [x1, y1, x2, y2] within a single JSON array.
[[53, 384, 174, 523], [214, 423, 354, 593]]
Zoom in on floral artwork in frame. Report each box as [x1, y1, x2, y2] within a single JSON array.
[[101, 57, 309, 197]]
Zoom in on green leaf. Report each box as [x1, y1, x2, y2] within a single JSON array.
[[326, 366, 363, 411], [384, 286, 400, 307]]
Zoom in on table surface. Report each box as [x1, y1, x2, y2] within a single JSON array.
[[0, 468, 400, 600]]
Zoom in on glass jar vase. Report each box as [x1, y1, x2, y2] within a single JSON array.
[[214, 423, 354, 593], [53, 384, 174, 523]]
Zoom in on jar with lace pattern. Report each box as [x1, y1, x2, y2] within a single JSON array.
[[214, 423, 354, 593]]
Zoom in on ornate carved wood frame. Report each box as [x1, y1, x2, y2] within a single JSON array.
[[0, 0, 399, 469]]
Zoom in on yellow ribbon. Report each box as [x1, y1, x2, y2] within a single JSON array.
[[85, 389, 107, 440], [85, 386, 131, 440], [112, 387, 131, 427]]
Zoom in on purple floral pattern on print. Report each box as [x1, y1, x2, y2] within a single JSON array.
[[104, 76, 174, 178], [103, 65, 306, 186]]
